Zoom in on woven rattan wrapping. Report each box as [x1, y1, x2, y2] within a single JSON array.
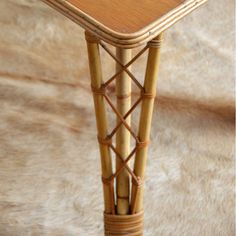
[[104, 211, 144, 236]]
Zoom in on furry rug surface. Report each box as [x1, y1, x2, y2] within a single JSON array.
[[0, 0, 235, 235]]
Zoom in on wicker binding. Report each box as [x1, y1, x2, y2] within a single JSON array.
[[104, 211, 144, 236]]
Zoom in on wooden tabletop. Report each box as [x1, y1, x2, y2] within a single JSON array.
[[42, 0, 207, 48]]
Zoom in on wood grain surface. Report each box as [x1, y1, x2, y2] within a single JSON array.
[[68, 0, 185, 33], [42, 0, 207, 48]]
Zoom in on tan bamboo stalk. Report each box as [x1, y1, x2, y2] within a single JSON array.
[[131, 33, 163, 214], [116, 48, 132, 215], [85, 31, 114, 214]]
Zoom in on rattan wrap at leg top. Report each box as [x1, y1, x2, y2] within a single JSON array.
[[104, 211, 144, 236]]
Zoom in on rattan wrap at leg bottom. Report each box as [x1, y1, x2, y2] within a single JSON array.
[[104, 211, 144, 236]]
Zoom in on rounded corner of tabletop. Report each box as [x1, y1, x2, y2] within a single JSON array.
[[41, 0, 208, 48]]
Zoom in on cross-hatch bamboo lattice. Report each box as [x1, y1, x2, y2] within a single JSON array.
[[90, 39, 161, 215]]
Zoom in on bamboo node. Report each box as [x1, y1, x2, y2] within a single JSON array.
[[102, 176, 114, 185], [136, 140, 149, 149], [116, 92, 132, 99], [117, 195, 130, 200], [147, 35, 163, 48], [85, 31, 100, 43], [97, 135, 112, 146], [141, 89, 156, 99], [91, 84, 106, 96]]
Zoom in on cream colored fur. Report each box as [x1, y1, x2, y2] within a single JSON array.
[[0, 0, 235, 235]]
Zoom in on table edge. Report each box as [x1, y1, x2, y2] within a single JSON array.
[[41, 0, 207, 48]]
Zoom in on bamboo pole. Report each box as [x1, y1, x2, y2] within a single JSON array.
[[116, 48, 132, 215], [131, 33, 163, 214], [85, 31, 114, 214]]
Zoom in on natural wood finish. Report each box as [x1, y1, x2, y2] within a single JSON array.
[[41, 0, 207, 48], [67, 0, 185, 33], [40, 0, 208, 234], [131, 34, 163, 213], [116, 48, 132, 215], [85, 32, 114, 214]]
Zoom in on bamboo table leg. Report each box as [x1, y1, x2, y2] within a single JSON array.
[[131, 34, 163, 214], [116, 48, 132, 215], [85, 32, 115, 214], [86, 31, 163, 236]]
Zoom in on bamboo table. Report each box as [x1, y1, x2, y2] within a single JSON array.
[[41, 1, 207, 235]]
